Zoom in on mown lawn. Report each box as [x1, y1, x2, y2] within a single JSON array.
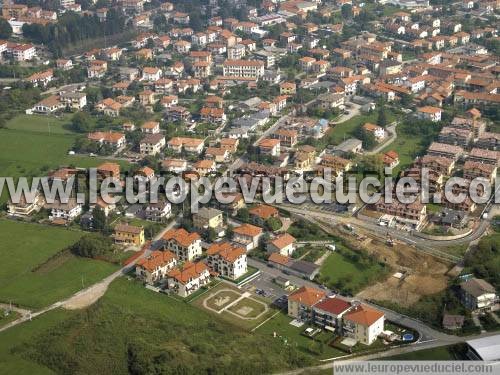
[[319, 245, 387, 295], [255, 311, 345, 360], [0, 220, 118, 308], [324, 111, 396, 147], [381, 132, 423, 175], [6, 114, 73, 135], [1, 278, 318, 374]]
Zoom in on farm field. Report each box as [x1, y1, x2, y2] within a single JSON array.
[[0, 220, 118, 308], [0, 278, 316, 374]]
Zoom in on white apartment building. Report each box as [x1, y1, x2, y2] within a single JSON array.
[[135, 250, 177, 284], [140, 134, 165, 156], [162, 228, 202, 261], [206, 243, 248, 280], [222, 59, 264, 79]]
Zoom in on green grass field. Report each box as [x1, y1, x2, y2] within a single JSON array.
[[319, 245, 387, 294], [6, 114, 73, 135], [325, 111, 396, 147], [0, 311, 20, 329], [0, 220, 118, 308], [0, 278, 317, 374], [0, 115, 130, 203], [385, 344, 465, 360], [255, 312, 345, 360]]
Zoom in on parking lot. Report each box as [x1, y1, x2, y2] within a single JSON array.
[[240, 271, 289, 309]]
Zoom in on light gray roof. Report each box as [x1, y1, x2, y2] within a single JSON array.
[[195, 207, 222, 220], [466, 334, 500, 361], [461, 278, 496, 297]]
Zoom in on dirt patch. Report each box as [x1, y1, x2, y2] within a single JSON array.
[[357, 273, 448, 307], [324, 223, 451, 307], [32, 251, 74, 274]]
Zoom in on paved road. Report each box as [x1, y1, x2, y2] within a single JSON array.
[[250, 258, 500, 375], [0, 218, 178, 334], [280, 204, 464, 262], [282, 202, 493, 259], [227, 97, 321, 174], [248, 258, 450, 343]]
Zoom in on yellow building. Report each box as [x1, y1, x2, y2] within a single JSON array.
[[192, 207, 224, 230], [114, 223, 145, 246]]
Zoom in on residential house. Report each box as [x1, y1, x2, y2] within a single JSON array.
[[362, 123, 386, 141], [273, 129, 298, 148], [161, 158, 188, 174], [167, 137, 205, 154], [167, 261, 210, 297], [460, 278, 498, 312], [222, 59, 265, 79], [313, 297, 352, 332], [141, 121, 160, 134], [416, 106, 442, 122], [192, 207, 224, 232], [206, 242, 247, 280], [47, 199, 82, 223], [144, 201, 172, 222], [258, 138, 280, 156], [59, 92, 87, 110], [162, 228, 202, 261], [87, 131, 126, 150], [232, 223, 263, 251], [7, 190, 44, 218], [249, 204, 279, 226], [267, 233, 296, 256], [287, 286, 326, 320], [136, 250, 177, 284], [343, 304, 385, 345], [114, 223, 145, 246], [140, 134, 166, 156]]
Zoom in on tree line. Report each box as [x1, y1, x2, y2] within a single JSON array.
[[22, 10, 126, 57]]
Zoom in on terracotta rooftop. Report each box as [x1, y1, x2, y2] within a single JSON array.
[[288, 286, 326, 307], [163, 228, 200, 247], [344, 304, 384, 326], [136, 250, 176, 272]]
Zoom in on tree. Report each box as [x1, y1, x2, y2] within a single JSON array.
[[207, 228, 217, 242], [341, 4, 353, 19], [237, 208, 249, 222], [92, 206, 109, 233], [71, 233, 112, 258], [266, 217, 282, 232], [355, 126, 377, 150], [377, 106, 389, 127], [71, 111, 94, 133], [0, 18, 12, 39]]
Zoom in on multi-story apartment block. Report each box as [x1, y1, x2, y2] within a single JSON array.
[[136, 250, 177, 284], [222, 59, 264, 79], [162, 228, 202, 261], [167, 261, 210, 297], [206, 242, 247, 280]]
